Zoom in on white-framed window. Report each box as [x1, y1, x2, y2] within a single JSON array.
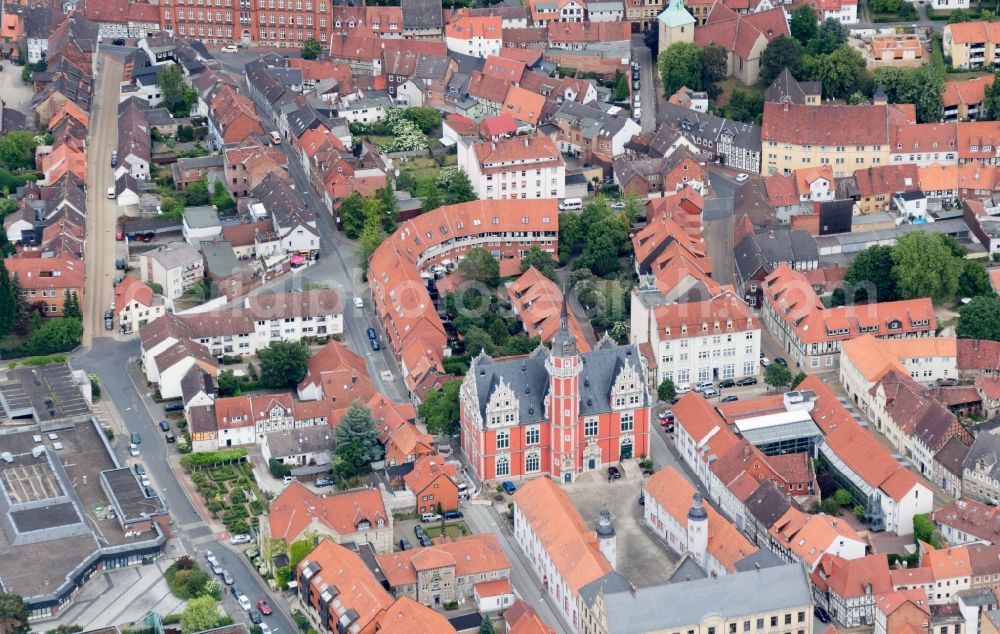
[[525, 451, 540, 473], [584, 418, 598, 436], [496, 456, 509, 477], [496, 430, 510, 450], [525, 426, 540, 445], [620, 412, 633, 432]]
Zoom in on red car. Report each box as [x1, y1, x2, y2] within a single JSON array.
[[257, 599, 272, 616], [115, 231, 124, 241]]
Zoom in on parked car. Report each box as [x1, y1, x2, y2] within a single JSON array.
[[230, 534, 251, 545], [257, 600, 272, 616], [674, 383, 691, 395], [221, 44, 239, 53], [159, 420, 170, 432], [315, 477, 334, 487], [128, 443, 140, 456], [221, 571, 233, 585], [131, 432, 141, 444], [238, 595, 252, 612], [260, 624, 272, 634], [774, 357, 788, 367], [421, 513, 443, 523], [814, 607, 831, 624], [105, 315, 114, 330], [366, 327, 377, 340], [399, 538, 412, 551], [248, 610, 262, 625], [414, 525, 432, 547], [720, 395, 739, 403], [694, 381, 714, 393], [115, 258, 126, 270], [936, 378, 958, 387], [718, 379, 736, 389], [206, 551, 219, 567], [702, 387, 720, 397], [353, 297, 364, 308], [638, 494, 645, 506], [369, 338, 380, 351], [165, 432, 176, 443], [229, 585, 241, 599], [269, 131, 282, 144], [736, 173, 750, 182], [659, 410, 674, 422], [134, 463, 145, 476], [607, 466, 621, 481], [164, 402, 184, 412], [115, 231, 124, 240], [210, 562, 223, 575], [444, 511, 464, 520], [112, 38, 125, 45], [735, 376, 758, 386], [610, 201, 626, 209], [107, 186, 116, 199], [501, 480, 516, 495], [760, 357, 771, 367]]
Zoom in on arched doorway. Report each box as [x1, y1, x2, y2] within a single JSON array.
[[241, 30, 251, 46]]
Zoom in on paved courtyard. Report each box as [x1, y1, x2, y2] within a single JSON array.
[[565, 466, 679, 588], [0, 66, 34, 115]]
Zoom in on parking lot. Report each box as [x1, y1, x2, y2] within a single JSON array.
[[565, 466, 678, 588]]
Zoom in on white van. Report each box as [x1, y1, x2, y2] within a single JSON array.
[[674, 383, 692, 395], [558, 198, 583, 211], [107, 187, 116, 199]]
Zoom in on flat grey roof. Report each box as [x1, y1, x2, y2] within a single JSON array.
[[600, 564, 812, 633], [0, 363, 91, 423], [101, 468, 164, 523], [740, 419, 823, 447], [184, 206, 221, 229]]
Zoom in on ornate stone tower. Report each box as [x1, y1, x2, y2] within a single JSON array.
[[596, 509, 617, 569], [686, 492, 709, 567], [546, 293, 582, 484]]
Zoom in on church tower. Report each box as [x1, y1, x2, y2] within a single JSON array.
[[546, 293, 582, 484], [596, 509, 617, 569], [686, 492, 709, 566], [658, 0, 695, 56]]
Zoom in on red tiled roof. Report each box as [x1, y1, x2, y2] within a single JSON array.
[[296, 540, 394, 633], [114, 276, 155, 314], [376, 534, 509, 587], [270, 482, 388, 542], [695, 5, 788, 59], [763, 102, 913, 146], [5, 254, 84, 290], [943, 75, 994, 109], [507, 267, 590, 351]]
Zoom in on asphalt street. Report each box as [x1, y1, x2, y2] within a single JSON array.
[[632, 35, 656, 133], [72, 340, 297, 634]]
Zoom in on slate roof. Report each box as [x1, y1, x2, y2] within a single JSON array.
[[733, 229, 818, 285], [963, 432, 1000, 482], [765, 68, 821, 105], [402, 0, 443, 29], [467, 336, 647, 425], [934, 436, 970, 478], [252, 172, 314, 228], [744, 479, 792, 530], [659, 102, 761, 152]]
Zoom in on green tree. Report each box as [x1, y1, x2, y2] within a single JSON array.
[[872, 66, 944, 123], [557, 212, 583, 263], [458, 248, 500, 287], [891, 232, 962, 303], [0, 199, 18, 220], [958, 260, 991, 298], [333, 441, 367, 479], [947, 8, 970, 22], [444, 170, 477, 205], [833, 488, 853, 507], [765, 363, 792, 389], [357, 218, 387, 268], [913, 513, 937, 546], [402, 107, 441, 134], [848, 91, 869, 105], [419, 379, 462, 435], [335, 402, 384, 463], [699, 44, 728, 96], [520, 246, 558, 281], [186, 177, 211, 207], [257, 340, 310, 388], [216, 369, 244, 397], [813, 45, 869, 100], [0, 132, 38, 172], [45, 625, 83, 634], [808, 18, 850, 56], [0, 592, 30, 634], [421, 186, 444, 212], [268, 457, 291, 478], [658, 42, 704, 96], [986, 72, 1000, 121], [956, 295, 1000, 341], [845, 244, 897, 302], [157, 64, 188, 116], [26, 317, 83, 354], [301, 37, 321, 60], [0, 261, 15, 335], [338, 191, 367, 239], [613, 69, 629, 101], [759, 36, 804, 86], [479, 617, 496, 634], [377, 183, 399, 232], [181, 596, 223, 633], [790, 371, 807, 389], [721, 90, 765, 124], [62, 290, 81, 321], [210, 182, 235, 212], [657, 378, 676, 402], [789, 4, 818, 45]]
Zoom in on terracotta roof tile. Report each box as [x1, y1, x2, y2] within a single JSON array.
[[270, 482, 388, 542], [375, 534, 509, 588]]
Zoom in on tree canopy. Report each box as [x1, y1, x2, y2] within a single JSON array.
[[419, 379, 462, 436], [811, 45, 868, 100], [765, 363, 792, 389], [789, 5, 818, 45], [257, 341, 310, 388], [956, 295, 1000, 341], [181, 596, 225, 633], [658, 42, 706, 96], [872, 65, 944, 123], [760, 36, 804, 86], [334, 402, 384, 465], [0, 132, 38, 172], [458, 248, 500, 287], [0, 592, 30, 634], [301, 37, 321, 60], [891, 232, 963, 303], [844, 244, 897, 303], [520, 246, 558, 282], [657, 378, 676, 402]]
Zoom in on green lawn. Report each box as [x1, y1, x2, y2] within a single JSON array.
[[397, 154, 457, 181], [423, 520, 471, 540], [714, 78, 764, 109]]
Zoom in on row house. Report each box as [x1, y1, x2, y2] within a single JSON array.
[[660, 102, 761, 173], [160, 0, 332, 47], [768, 507, 867, 571], [630, 287, 761, 388], [114, 276, 166, 335], [933, 497, 1000, 546], [5, 254, 84, 317], [295, 541, 457, 634], [732, 227, 818, 309], [551, 101, 641, 162], [851, 164, 921, 215], [117, 98, 152, 180], [458, 133, 566, 200], [760, 263, 935, 372], [376, 534, 511, 608], [943, 75, 994, 121], [445, 15, 502, 58], [139, 241, 204, 300], [507, 266, 591, 352], [206, 82, 264, 146], [251, 173, 320, 260], [330, 5, 403, 39], [451, 5, 529, 29], [83, 0, 161, 39], [943, 21, 1000, 70], [889, 123, 958, 167], [383, 39, 448, 100], [612, 150, 706, 197], [400, 0, 443, 38], [525, 0, 588, 25], [368, 200, 558, 396], [762, 166, 835, 221], [396, 54, 457, 109], [811, 554, 893, 628], [267, 483, 393, 553], [223, 138, 289, 198], [643, 467, 759, 577], [963, 432, 1000, 505], [328, 34, 383, 76]]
